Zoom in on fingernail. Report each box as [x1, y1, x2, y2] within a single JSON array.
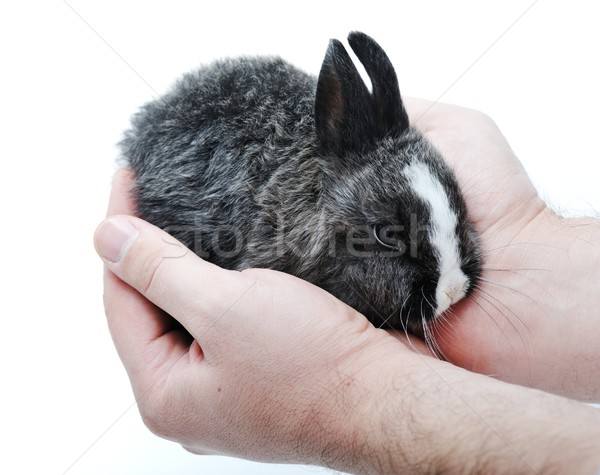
[[95, 218, 139, 263]]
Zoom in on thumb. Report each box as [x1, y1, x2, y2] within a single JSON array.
[[94, 216, 252, 337]]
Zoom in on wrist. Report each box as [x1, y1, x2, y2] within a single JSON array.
[[331, 354, 444, 474], [349, 355, 600, 474], [506, 209, 600, 400], [441, 205, 600, 401]]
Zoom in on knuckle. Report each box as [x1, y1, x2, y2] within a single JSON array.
[[133, 244, 170, 298], [138, 384, 197, 441], [142, 252, 166, 295], [456, 105, 498, 129], [469, 109, 497, 129], [437, 102, 496, 128], [138, 390, 175, 438], [240, 267, 270, 281]]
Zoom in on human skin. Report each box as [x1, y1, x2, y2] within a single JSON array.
[[95, 100, 600, 472], [404, 98, 600, 401]]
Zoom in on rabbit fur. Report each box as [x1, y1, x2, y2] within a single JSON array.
[[121, 32, 481, 333]]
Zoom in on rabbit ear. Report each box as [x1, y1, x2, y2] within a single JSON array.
[[315, 39, 377, 157], [347, 31, 409, 134]]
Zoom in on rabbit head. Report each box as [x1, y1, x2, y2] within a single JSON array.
[[314, 32, 481, 332]]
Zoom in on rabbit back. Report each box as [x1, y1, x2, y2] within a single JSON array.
[[122, 57, 327, 277]]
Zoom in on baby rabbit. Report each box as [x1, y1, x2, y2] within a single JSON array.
[[121, 31, 481, 334]]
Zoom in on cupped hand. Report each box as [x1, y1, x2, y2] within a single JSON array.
[[96, 100, 600, 471], [405, 98, 600, 401], [96, 169, 433, 468]]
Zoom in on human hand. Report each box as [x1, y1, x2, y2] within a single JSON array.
[[405, 98, 600, 401], [96, 169, 600, 473], [96, 169, 430, 469]]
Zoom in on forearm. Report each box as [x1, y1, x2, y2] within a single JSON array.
[[346, 357, 600, 475]]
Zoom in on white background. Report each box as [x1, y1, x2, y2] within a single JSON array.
[[1, 1, 599, 474]]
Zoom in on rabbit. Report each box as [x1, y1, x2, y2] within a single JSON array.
[[120, 31, 481, 335]]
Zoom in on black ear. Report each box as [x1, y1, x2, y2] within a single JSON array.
[[315, 39, 375, 157], [315, 33, 409, 158], [347, 31, 409, 134]]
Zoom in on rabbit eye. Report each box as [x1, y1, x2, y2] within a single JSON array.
[[372, 224, 406, 253]]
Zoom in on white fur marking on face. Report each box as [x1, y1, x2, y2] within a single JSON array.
[[403, 163, 469, 315]]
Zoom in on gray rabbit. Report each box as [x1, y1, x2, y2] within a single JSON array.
[[121, 32, 481, 334]]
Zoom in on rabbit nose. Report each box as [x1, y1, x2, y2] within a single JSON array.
[[435, 271, 469, 316]]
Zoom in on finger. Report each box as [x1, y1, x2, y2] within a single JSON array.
[[102, 168, 196, 389], [107, 168, 136, 217], [94, 215, 252, 337], [103, 265, 193, 387]]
